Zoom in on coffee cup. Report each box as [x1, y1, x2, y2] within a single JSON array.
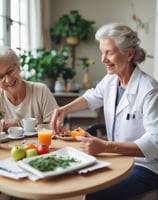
[[8, 127, 23, 138], [21, 118, 37, 132]]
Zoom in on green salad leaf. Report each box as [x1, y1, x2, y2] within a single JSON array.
[[28, 155, 80, 172]]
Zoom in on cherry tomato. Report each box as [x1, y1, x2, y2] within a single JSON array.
[[37, 144, 50, 155]]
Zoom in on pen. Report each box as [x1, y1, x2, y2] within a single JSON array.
[[126, 113, 130, 120]]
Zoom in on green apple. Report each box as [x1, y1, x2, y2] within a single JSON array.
[[26, 148, 38, 158], [11, 146, 26, 161]]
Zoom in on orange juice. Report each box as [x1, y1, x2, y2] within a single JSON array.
[[38, 128, 52, 146]]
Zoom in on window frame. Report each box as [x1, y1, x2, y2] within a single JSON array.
[[0, 0, 41, 51]]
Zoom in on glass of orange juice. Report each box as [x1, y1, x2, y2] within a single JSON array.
[[37, 124, 53, 147]]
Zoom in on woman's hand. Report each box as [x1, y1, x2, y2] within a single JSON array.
[[2, 119, 21, 131], [49, 107, 66, 133], [77, 132, 144, 157], [76, 132, 109, 155]]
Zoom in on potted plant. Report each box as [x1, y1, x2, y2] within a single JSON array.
[[50, 10, 95, 45], [17, 45, 76, 91], [78, 56, 95, 89], [61, 67, 76, 91], [78, 57, 95, 70]]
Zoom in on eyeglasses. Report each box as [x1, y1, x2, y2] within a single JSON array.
[[0, 66, 18, 82]]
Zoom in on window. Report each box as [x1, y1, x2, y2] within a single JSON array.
[[0, 0, 42, 51], [10, 0, 29, 50], [0, 0, 7, 45]]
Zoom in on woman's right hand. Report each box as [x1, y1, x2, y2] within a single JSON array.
[[50, 107, 66, 133], [1, 119, 21, 132], [50, 96, 88, 133]]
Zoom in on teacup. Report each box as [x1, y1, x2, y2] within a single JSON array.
[[21, 118, 37, 132], [8, 127, 24, 138]]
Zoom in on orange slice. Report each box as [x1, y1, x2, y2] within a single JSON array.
[[71, 127, 85, 138]]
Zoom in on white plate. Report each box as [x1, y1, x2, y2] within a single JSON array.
[[18, 147, 96, 178], [23, 132, 37, 137], [8, 135, 24, 140], [56, 135, 75, 141]]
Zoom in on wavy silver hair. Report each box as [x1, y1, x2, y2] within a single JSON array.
[[95, 23, 146, 64], [0, 46, 20, 66]]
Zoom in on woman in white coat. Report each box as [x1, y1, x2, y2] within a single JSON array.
[[50, 23, 158, 199]]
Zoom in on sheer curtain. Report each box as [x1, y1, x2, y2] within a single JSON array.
[[29, 0, 51, 49], [29, 0, 43, 49]]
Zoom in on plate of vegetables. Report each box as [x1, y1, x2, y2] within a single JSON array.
[[18, 147, 96, 178]]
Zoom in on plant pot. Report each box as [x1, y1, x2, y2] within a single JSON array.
[[64, 81, 71, 92], [40, 78, 56, 92], [66, 37, 79, 46], [82, 69, 91, 90], [54, 80, 64, 92]]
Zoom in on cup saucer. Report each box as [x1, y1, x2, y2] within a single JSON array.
[[0, 136, 9, 143], [23, 127, 37, 132], [23, 131, 37, 137], [8, 135, 24, 140]]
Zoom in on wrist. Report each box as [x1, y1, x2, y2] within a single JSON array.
[[17, 120, 21, 127], [104, 140, 113, 153]]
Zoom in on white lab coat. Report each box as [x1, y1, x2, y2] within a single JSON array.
[[83, 66, 158, 174]]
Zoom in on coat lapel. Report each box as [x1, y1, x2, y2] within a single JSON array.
[[116, 67, 141, 115], [107, 77, 118, 134]]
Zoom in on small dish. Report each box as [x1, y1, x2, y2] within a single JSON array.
[[23, 132, 37, 137], [8, 135, 25, 140], [23, 127, 37, 132], [56, 135, 75, 141]]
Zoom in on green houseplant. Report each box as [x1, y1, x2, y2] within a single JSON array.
[[78, 57, 95, 70], [50, 10, 95, 44], [78, 56, 95, 90], [17, 45, 76, 91]]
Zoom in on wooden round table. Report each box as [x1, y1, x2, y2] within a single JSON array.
[[0, 137, 134, 199]]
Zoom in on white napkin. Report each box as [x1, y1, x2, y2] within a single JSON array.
[[77, 160, 111, 174], [0, 158, 40, 181]]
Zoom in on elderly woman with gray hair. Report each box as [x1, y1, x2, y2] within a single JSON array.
[[0, 46, 58, 131], [50, 23, 158, 199]]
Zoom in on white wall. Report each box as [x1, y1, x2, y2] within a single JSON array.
[[48, 0, 156, 84]]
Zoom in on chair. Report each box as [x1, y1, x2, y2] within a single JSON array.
[[66, 109, 101, 130], [129, 189, 158, 200], [85, 123, 158, 200], [85, 123, 106, 137]]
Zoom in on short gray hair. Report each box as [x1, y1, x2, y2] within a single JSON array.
[[0, 46, 20, 66], [95, 23, 146, 64]]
